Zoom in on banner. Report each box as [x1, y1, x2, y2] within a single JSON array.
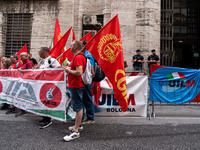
[[149, 65, 200, 103], [94, 76, 148, 117], [0, 69, 67, 121]]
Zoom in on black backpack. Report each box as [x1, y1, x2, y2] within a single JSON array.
[[93, 59, 105, 82]]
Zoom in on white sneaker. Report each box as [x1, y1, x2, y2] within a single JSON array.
[[63, 131, 80, 142], [68, 125, 83, 131]]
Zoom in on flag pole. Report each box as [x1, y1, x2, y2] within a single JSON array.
[[49, 52, 64, 67]]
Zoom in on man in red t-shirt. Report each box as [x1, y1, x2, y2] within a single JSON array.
[[20, 52, 34, 70], [9, 54, 23, 69], [63, 40, 87, 142]]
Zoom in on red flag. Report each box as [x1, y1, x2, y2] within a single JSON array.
[[50, 18, 62, 50], [0, 52, 1, 69], [49, 27, 72, 60], [72, 28, 76, 41], [92, 82, 101, 108], [59, 28, 76, 63], [60, 47, 74, 64], [53, 18, 62, 47], [80, 30, 93, 42], [16, 44, 28, 61], [85, 15, 128, 111]]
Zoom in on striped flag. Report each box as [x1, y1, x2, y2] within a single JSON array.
[[167, 72, 185, 80]]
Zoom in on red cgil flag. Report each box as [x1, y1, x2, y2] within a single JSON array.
[[85, 14, 128, 111], [80, 29, 94, 42], [49, 27, 72, 60], [16, 44, 28, 61]]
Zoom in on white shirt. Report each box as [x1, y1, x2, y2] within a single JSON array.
[[39, 56, 61, 69]]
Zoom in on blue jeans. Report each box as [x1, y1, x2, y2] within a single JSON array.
[[69, 87, 85, 112], [82, 83, 94, 120], [69, 84, 94, 120]]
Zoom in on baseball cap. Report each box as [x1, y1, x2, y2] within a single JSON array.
[[136, 49, 141, 52]]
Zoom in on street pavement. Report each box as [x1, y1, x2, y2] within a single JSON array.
[[1, 105, 200, 150]]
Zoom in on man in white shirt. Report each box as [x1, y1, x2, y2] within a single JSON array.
[[36, 47, 61, 69], [36, 47, 61, 129]]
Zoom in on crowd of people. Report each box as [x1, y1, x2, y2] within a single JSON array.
[[0, 40, 96, 142], [0, 40, 160, 142]]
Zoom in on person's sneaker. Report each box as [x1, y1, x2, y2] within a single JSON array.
[[82, 119, 95, 125], [63, 131, 80, 142], [6, 108, 16, 114], [68, 125, 83, 131], [15, 111, 27, 117], [0, 104, 9, 110], [39, 121, 52, 129], [37, 119, 45, 125]]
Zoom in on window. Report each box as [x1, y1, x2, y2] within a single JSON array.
[[5, 13, 32, 57], [82, 14, 104, 37]]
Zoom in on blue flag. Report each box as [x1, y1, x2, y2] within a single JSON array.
[[149, 65, 200, 103]]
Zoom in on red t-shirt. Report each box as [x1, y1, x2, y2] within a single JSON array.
[[68, 53, 86, 88], [9, 62, 23, 69], [21, 59, 34, 70]]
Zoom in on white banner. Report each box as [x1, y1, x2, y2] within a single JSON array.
[[94, 76, 148, 117], [0, 69, 67, 122]]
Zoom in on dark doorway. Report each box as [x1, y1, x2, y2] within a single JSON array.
[[161, 0, 200, 69], [173, 42, 194, 68]]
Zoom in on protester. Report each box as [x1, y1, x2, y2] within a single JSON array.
[[2, 57, 8, 69], [9, 54, 23, 69], [2, 57, 7, 68], [81, 40, 95, 125], [4, 54, 23, 114], [36, 47, 61, 129], [15, 52, 34, 117], [63, 40, 87, 141], [132, 49, 144, 71], [3, 59, 12, 69], [29, 53, 38, 66], [147, 49, 160, 74], [0, 59, 12, 110]]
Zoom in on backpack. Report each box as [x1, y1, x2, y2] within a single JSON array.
[[93, 59, 105, 82], [73, 53, 92, 85]]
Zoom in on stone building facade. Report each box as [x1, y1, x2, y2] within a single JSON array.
[[0, 0, 160, 72]]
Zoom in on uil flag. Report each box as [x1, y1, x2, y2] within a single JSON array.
[[50, 18, 62, 50], [16, 44, 28, 61], [80, 30, 93, 42], [85, 14, 128, 111], [49, 27, 72, 59]]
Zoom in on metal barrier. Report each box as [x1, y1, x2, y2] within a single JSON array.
[[149, 101, 200, 119]]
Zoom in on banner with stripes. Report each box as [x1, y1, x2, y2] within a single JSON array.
[[0, 69, 67, 121]]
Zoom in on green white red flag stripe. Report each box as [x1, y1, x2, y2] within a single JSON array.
[[167, 72, 185, 80]]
